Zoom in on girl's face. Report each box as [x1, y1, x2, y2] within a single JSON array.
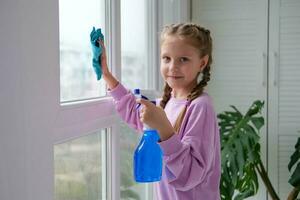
[[160, 36, 208, 99]]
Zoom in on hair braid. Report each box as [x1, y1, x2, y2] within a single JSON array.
[[189, 65, 211, 100], [160, 83, 172, 109]]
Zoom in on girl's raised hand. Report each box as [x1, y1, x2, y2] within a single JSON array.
[[97, 39, 119, 89], [137, 98, 175, 141], [98, 39, 110, 76]]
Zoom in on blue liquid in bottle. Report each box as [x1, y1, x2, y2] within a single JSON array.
[[134, 129, 163, 182], [133, 89, 163, 182]]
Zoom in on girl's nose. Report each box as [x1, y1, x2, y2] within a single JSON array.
[[169, 60, 179, 71]]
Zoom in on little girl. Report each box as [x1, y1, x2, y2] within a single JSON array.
[[92, 23, 221, 200]]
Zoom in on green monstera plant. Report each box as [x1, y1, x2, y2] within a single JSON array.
[[218, 100, 279, 200], [218, 100, 300, 200], [287, 136, 300, 200]]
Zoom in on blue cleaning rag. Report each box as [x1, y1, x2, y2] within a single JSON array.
[[90, 27, 104, 80]]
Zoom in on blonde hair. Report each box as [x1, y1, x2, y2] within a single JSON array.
[[159, 23, 213, 133]]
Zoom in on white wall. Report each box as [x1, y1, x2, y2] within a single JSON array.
[[0, 0, 59, 199]]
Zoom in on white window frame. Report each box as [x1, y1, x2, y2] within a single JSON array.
[[54, 0, 121, 199], [54, 0, 167, 199]]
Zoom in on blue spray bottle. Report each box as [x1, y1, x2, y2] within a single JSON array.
[[133, 89, 163, 182]]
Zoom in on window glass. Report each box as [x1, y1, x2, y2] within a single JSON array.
[[54, 130, 107, 200], [59, 0, 106, 102], [121, 0, 149, 90], [120, 122, 148, 200], [120, 0, 153, 199]]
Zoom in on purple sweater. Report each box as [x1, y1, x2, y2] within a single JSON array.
[[109, 83, 221, 200]]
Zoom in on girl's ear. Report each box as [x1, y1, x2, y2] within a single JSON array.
[[199, 55, 209, 72]]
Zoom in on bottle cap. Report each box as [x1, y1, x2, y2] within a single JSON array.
[[133, 89, 140, 95]]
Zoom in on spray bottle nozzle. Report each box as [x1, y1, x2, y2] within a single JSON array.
[[134, 88, 150, 109]]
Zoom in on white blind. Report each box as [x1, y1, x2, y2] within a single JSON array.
[[279, 2, 300, 125], [192, 1, 268, 200], [192, 0, 267, 114], [278, 0, 300, 198]]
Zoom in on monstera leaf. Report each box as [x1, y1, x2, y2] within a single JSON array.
[[218, 100, 264, 200], [288, 137, 300, 188]]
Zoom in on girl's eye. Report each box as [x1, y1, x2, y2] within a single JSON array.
[[162, 56, 170, 62], [180, 57, 189, 62]]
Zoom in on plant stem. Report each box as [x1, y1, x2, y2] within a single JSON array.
[[287, 187, 300, 200], [255, 158, 280, 200]]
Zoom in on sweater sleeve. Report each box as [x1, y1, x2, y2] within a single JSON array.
[[159, 99, 220, 191], [108, 83, 143, 132]]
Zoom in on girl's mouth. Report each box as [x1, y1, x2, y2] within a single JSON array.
[[168, 76, 183, 79]]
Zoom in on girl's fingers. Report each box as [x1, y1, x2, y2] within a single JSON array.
[[98, 40, 105, 48], [139, 106, 145, 115], [136, 98, 153, 107], [139, 111, 144, 122], [98, 40, 106, 54], [136, 99, 155, 122], [139, 116, 144, 123]]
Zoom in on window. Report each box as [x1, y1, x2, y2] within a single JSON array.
[[120, 0, 157, 199], [59, 0, 106, 102], [119, 123, 147, 200], [58, 0, 159, 199], [57, 0, 114, 199], [121, 0, 152, 90]]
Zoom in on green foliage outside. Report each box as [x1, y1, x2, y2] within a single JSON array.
[[119, 123, 142, 200], [54, 132, 103, 200], [54, 125, 143, 200]]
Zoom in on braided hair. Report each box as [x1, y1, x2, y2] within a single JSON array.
[[159, 23, 213, 133]]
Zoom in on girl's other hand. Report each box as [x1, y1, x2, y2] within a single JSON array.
[[137, 98, 175, 141]]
